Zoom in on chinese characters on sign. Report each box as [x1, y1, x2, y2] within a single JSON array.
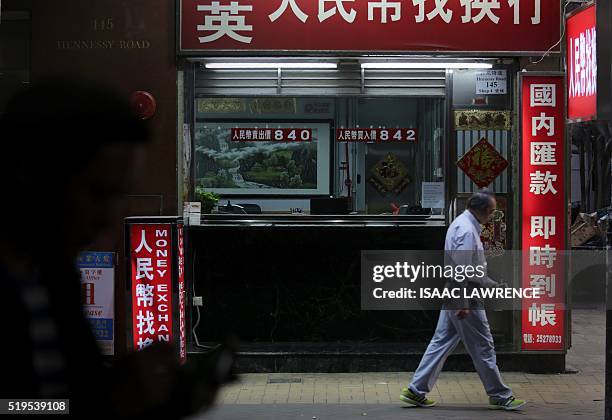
[[521, 75, 565, 351], [456, 137, 508, 188], [78, 252, 115, 356], [566, 3, 596, 121], [196, 1, 254, 43], [131, 224, 173, 351], [230, 128, 312, 142], [336, 128, 417, 142], [180, 0, 560, 53], [475, 70, 507, 95]]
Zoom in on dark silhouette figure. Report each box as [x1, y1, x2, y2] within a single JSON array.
[[0, 77, 233, 419]]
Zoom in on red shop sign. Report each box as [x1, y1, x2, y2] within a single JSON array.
[[566, 3, 597, 122], [520, 74, 566, 351], [131, 224, 174, 351], [177, 225, 187, 364], [179, 0, 560, 54]]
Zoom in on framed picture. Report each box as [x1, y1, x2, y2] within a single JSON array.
[[454, 109, 512, 131], [194, 120, 332, 196]]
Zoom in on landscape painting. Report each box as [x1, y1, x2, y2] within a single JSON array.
[[194, 122, 331, 195]]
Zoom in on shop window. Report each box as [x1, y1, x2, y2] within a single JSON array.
[[354, 97, 445, 215], [193, 96, 445, 216]]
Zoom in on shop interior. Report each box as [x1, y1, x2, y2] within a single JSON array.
[[182, 59, 521, 369], [194, 96, 445, 216]]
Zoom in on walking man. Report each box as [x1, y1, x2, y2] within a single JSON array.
[[400, 190, 526, 411]]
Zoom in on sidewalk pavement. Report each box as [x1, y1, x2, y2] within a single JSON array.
[[197, 310, 605, 419]]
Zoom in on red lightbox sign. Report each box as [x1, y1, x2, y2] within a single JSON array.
[[566, 3, 597, 122], [177, 224, 187, 364], [520, 74, 566, 351], [179, 0, 560, 53], [131, 224, 174, 351]]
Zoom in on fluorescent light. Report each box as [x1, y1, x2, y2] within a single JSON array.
[[361, 62, 493, 69], [205, 62, 337, 69]]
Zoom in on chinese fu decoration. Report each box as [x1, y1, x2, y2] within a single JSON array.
[[369, 153, 410, 195], [520, 74, 565, 351], [456, 138, 508, 188]]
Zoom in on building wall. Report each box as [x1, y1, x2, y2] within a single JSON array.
[[30, 0, 178, 216], [4, 0, 179, 354], [0, 5, 30, 113]]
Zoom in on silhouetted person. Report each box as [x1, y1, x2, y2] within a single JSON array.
[[0, 77, 232, 418]]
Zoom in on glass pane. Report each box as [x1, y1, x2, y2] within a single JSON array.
[[193, 96, 445, 215], [356, 97, 445, 215]]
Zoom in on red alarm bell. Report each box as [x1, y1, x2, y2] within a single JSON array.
[[130, 91, 157, 120]]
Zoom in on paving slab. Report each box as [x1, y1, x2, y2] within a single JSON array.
[[200, 310, 605, 420]]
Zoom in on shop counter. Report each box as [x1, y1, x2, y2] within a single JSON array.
[[124, 216, 566, 373], [182, 215, 562, 372]]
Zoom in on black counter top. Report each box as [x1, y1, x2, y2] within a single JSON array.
[[190, 214, 446, 227]]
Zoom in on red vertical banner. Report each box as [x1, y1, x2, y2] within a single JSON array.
[[520, 74, 566, 351], [177, 224, 187, 364], [566, 3, 597, 122], [131, 224, 174, 351]]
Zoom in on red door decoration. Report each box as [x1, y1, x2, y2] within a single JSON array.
[[457, 138, 508, 188]]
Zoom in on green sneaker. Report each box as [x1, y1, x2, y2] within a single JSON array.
[[399, 387, 436, 407], [488, 396, 526, 411]]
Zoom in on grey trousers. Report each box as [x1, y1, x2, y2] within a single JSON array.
[[409, 309, 512, 401]]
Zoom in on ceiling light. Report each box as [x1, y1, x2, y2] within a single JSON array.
[[205, 62, 337, 69], [361, 62, 493, 69]]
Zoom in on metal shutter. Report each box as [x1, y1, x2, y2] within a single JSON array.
[[194, 63, 446, 97]]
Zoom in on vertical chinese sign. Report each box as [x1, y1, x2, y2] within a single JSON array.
[[177, 224, 187, 364], [131, 224, 174, 351], [520, 74, 566, 351], [79, 252, 115, 356], [566, 3, 597, 122]]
